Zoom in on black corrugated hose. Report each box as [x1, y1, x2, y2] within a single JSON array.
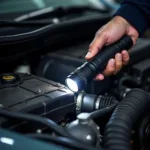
[[97, 95, 118, 109], [103, 88, 150, 150]]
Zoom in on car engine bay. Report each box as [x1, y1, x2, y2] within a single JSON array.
[[1, 2, 150, 150]]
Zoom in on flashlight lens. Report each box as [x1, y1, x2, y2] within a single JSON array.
[[66, 78, 78, 92]]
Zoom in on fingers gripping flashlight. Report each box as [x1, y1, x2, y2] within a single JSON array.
[[66, 35, 133, 92]]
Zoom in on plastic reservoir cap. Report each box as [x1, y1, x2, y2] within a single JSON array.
[[1, 74, 17, 84], [77, 113, 91, 124], [2, 75, 15, 81], [0, 73, 21, 85]]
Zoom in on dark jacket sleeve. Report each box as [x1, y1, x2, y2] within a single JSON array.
[[114, 0, 150, 36]]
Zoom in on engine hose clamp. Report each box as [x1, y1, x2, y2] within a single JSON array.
[[95, 95, 101, 110], [76, 91, 85, 115]]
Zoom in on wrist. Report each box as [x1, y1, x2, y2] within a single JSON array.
[[113, 16, 139, 37], [114, 4, 149, 36], [113, 16, 131, 27]]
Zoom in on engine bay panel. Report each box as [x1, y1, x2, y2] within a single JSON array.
[[0, 73, 75, 132]]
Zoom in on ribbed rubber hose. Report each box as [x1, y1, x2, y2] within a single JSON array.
[[103, 89, 150, 150], [97, 95, 118, 109]]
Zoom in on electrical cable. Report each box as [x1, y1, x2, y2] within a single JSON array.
[[0, 108, 68, 137]]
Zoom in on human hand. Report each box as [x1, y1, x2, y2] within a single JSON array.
[[85, 16, 139, 80]]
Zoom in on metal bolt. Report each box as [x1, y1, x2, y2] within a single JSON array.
[[52, 18, 59, 24], [97, 126, 100, 130], [36, 129, 42, 134], [37, 89, 42, 93], [86, 135, 92, 140], [0, 104, 3, 108]]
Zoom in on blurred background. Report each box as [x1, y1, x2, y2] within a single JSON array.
[[0, 0, 121, 14]]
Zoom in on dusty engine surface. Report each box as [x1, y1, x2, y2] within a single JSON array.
[[0, 73, 75, 133]]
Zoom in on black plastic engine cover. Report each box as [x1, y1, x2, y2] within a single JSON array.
[[0, 73, 75, 132]]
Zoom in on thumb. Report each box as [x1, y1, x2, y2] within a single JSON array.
[[85, 33, 107, 59]]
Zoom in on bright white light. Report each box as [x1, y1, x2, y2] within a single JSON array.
[[66, 78, 78, 92], [0, 137, 14, 145]]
